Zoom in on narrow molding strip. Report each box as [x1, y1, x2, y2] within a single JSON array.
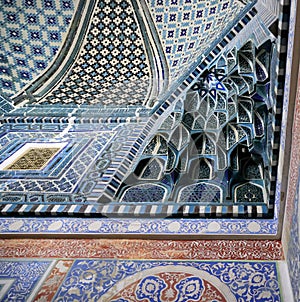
[[0, 239, 284, 260]]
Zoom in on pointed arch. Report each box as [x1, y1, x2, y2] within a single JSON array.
[[160, 112, 182, 130], [177, 183, 222, 203], [143, 134, 168, 155], [192, 133, 216, 155], [169, 124, 190, 151], [191, 157, 214, 180], [238, 98, 253, 123], [234, 182, 265, 203], [184, 90, 200, 112], [206, 114, 218, 130], [120, 183, 168, 203], [243, 158, 263, 179], [134, 157, 165, 180]]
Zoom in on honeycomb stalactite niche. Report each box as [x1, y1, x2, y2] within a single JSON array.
[[118, 39, 277, 218], [0, 0, 292, 236]]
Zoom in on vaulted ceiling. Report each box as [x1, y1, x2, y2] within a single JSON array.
[[0, 0, 295, 238]]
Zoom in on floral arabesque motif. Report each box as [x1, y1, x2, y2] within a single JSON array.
[[52, 260, 281, 301]]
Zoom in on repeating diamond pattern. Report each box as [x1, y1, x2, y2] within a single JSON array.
[[0, 0, 76, 97], [42, 0, 151, 106], [146, 0, 249, 80]]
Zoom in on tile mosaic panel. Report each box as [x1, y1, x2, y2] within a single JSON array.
[[282, 13, 300, 251], [287, 168, 300, 301], [0, 95, 14, 115], [2, 145, 62, 171], [114, 38, 278, 219], [0, 0, 294, 236], [0, 259, 288, 301], [34, 260, 73, 301], [0, 119, 153, 207], [53, 259, 282, 301], [0, 260, 53, 301], [0, 123, 117, 195], [0, 239, 284, 260], [145, 0, 254, 81], [0, 217, 279, 236], [0, 0, 76, 97], [12, 0, 257, 108], [31, 0, 153, 106]]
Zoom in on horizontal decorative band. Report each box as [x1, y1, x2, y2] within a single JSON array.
[[0, 202, 271, 219], [0, 238, 283, 260]]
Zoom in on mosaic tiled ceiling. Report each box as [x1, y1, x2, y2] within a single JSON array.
[[0, 0, 77, 96], [0, 0, 290, 224]]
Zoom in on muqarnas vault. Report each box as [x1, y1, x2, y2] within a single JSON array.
[[0, 0, 287, 219]]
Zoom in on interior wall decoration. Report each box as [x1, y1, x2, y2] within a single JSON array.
[[0, 0, 77, 96], [0, 0, 295, 237], [0, 257, 287, 301], [51, 260, 282, 301], [287, 168, 300, 301]]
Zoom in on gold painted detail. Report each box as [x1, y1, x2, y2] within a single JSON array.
[[5, 148, 61, 170]]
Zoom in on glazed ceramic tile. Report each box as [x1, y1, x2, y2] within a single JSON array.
[[0, 239, 284, 260], [33, 260, 73, 301], [52, 259, 282, 301], [0, 0, 296, 236], [0, 260, 54, 301], [0, 0, 76, 96], [287, 168, 300, 301]]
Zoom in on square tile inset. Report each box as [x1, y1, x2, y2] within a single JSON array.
[[0, 142, 66, 171]]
